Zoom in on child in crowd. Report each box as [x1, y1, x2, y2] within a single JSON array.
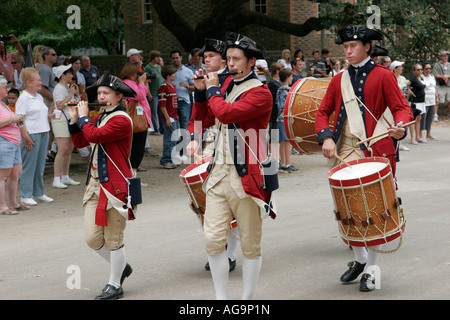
[[276, 68, 300, 173], [158, 65, 179, 169], [7, 88, 19, 113]]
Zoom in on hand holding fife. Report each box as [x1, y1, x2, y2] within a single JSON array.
[[77, 100, 89, 118], [193, 68, 207, 91], [68, 100, 80, 123], [204, 71, 219, 88]]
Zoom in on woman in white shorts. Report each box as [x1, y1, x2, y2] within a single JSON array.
[[51, 64, 80, 188], [406, 64, 426, 144]]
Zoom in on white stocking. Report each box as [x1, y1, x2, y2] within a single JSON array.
[[242, 256, 262, 300], [95, 245, 110, 262], [109, 247, 126, 289], [365, 245, 381, 273], [207, 251, 229, 300], [352, 246, 368, 264]]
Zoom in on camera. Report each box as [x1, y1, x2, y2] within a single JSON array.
[[0, 34, 12, 42], [138, 72, 156, 80]]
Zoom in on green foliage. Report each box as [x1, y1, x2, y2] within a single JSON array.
[[316, 0, 449, 69], [0, 0, 123, 55]]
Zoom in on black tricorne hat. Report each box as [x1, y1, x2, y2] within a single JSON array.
[[371, 45, 389, 57], [223, 32, 266, 60], [198, 38, 226, 57], [86, 71, 137, 98], [335, 25, 384, 44]]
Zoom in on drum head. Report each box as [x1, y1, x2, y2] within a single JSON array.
[[283, 77, 334, 153], [328, 157, 391, 187], [179, 156, 212, 184]]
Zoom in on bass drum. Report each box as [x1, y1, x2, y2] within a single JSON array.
[[283, 77, 334, 153]]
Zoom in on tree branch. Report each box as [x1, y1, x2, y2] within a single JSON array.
[[152, 0, 195, 50]]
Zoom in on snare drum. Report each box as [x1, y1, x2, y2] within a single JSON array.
[[179, 156, 212, 226], [327, 157, 405, 247], [284, 77, 333, 153]]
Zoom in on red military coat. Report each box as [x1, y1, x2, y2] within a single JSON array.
[[189, 73, 276, 219], [315, 60, 413, 175], [69, 107, 134, 225]]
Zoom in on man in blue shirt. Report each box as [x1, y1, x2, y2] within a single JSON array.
[[80, 55, 100, 102], [169, 50, 194, 130], [308, 50, 327, 78]]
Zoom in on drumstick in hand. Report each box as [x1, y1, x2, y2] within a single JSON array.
[[334, 153, 352, 168], [356, 120, 416, 145]]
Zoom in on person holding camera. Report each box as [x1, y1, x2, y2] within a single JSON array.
[[0, 34, 23, 84], [51, 64, 81, 189]]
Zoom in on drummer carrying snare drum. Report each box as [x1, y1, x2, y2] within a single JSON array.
[[315, 25, 413, 291], [186, 38, 239, 273]]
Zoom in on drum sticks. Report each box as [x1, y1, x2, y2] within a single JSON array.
[[333, 153, 352, 168], [356, 120, 416, 145]]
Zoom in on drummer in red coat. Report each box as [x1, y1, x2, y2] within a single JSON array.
[[188, 32, 276, 300], [68, 72, 136, 300], [315, 26, 413, 291]]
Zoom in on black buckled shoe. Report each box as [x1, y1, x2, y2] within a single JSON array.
[[95, 284, 124, 300], [120, 263, 133, 285], [359, 273, 375, 291], [340, 260, 366, 283], [228, 258, 236, 272]]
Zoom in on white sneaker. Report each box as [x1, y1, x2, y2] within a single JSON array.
[[399, 144, 410, 151], [433, 114, 438, 122], [61, 178, 81, 185], [52, 180, 68, 189], [21, 197, 38, 206], [33, 195, 54, 203]]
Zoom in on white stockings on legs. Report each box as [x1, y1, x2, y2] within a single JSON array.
[[242, 256, 262, 300], [96, 245, 126, 289], [352, 245, 381, 273], [208, 251, 229, 300]]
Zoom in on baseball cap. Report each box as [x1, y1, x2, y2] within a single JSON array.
[[127, 48, 143, 57], [390, 61, 405, 71], [54, 64, 72, 79]]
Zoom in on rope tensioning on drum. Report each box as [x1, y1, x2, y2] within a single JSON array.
[[367, 172, 404, 254], [334, 162, 404, 253]]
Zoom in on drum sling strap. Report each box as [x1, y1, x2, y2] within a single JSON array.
[[341, 72, 403, 253], [341, 70, 395, 149], [341, 70, 368, 145]]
